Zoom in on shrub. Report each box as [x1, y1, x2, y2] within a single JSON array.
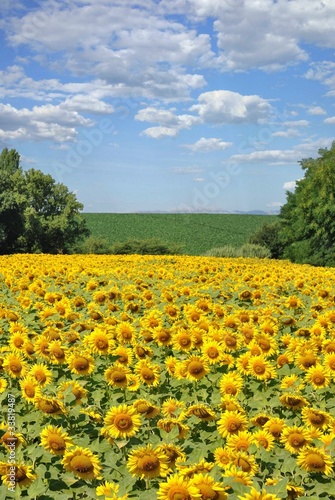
[[204, 243, 270, 259], [75, 236, 112, 254], [110, 238, 184, 255], [248, 221, 284, 259]]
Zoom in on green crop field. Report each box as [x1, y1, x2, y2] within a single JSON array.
[[82, 213, 277, 255]]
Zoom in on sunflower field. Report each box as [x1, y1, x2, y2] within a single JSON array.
[[1, 254, 335, 500]]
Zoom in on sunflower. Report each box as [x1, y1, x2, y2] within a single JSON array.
[[84, 327, 114, 355], [295, 350, 317, 370], [214, 447, 232, 469], [230, 451, 258, 475], [253, 429, 275, 450], [201, 340, 223, 364], [40, 425, 73, 455], [280, 374, 304, 391], [105, 363, 130, 388], [235, 352, 251, 375], [113, 345, 134, 365], [280, 426, 311, 454], [226, 431, 254, 453], [218, 411, 248, 438], [115, 322, 137, 344], [173, 330, 194, 351], [0, 462, 37, 489], [191, 473, 228, 500], [162, 398, 185, 418], [62, 446, 102, 480], [157, 473, 201, 500], [296, 445, 333, 475], [263, 417, 285, 439], [0, 378, 8, 394], [301, 407, 331, 430], [250, 413, 270, 427], [35, 395, 66, 415], [248, 355, 276, 381], [96, 481, 128, 499], [28, 363, 53, 386], [157, 418, 190, 440], [222, 464, 253, 486], [286, 484, 304, 499], [219, 372, 244, 396], [3, 353, 28, 378], [58, 381, 88, 404], [305, 363, 331, 389], [219, 395, 244, 413], [20, 377, 41, 402], [8, 331, 28, 352], [104, 404, 141, 439], [133, 399, 160, 419], [48, 340, 67, 364], [222, 332, 242, 352], [183, 355, 209, 381], [279, 393, 308, 410], [185, 404, 216, 421], [67, 350, 95, 376], [134, 360, 160, 386], [127, 444, 169, 479], [153, 327, 173, 346], [126, 374, 141, 391], [165, 356, 178, 376], [156, 443, 186, 471], [1, 430, 25, 450], [237, 486, 282, 500], [133, 343, 154, 360]]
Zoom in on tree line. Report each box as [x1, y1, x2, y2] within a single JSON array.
[[1, 143, 335, 266]]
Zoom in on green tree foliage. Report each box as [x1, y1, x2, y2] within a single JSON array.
[[0, 148, 90, 254], [279, 142, 335, 266]]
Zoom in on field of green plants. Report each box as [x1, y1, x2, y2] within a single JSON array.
[[83, 214, 277, 255]]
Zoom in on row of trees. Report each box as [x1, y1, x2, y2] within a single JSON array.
[[250, 141, 335, 267], [0, 148, 89, 254], [1, 143, 335, 265]]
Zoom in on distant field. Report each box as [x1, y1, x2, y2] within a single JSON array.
[[83, 213, 277, 255]]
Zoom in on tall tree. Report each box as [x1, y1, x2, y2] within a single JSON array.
[[0, 148, 90, 254], [279, 141, 335, 266]]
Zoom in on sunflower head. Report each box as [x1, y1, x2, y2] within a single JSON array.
[[62, 446, 102, 480], [127, 444, 169, 479]]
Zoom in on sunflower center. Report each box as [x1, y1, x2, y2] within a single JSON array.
[[112, 371, 127, 383], [254, 363, 265, 374], [24, 386, 35, 398], [198, 484, 217, 499], [114, 415, 132, 430], [188, 361, 204, 375], [225, 336, 237, 347], [35, 372, 47, 383], [169, 486, 190, 500], [10, 361, 22, 373], [53, 347, 65, 359], [138, 454, 160, 471], [70, 455, 94, 473], [96, 338, 108, 349], [259, 340, 270, 351], [207, 348, 219, 358], [310, 414, 325, 425], [312, 373, 325, 385], [235, 457, 251, 472], [228, 421, 240, 432], [289, 433, 306, 448], [180, 336, 191, 346], [16, 469, 27, 483], [142, 368, 155, 381], [74, 357, 89, 371], [49, 436, 66, 451], [306, 453, 325, 470], [137, 403, 149, 414]]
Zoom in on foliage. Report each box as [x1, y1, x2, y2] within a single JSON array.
[[75, 236, 113, 254], [1, 254, 335, 498], [83, 213, 277, 256], [110, 238, 184, 255], [279, 142, 335, 266], [204, 243, 271, 258], [0, 148, 90, 254], [248, 221, 284, 259]]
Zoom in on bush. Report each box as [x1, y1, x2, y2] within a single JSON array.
[[204, 243, 270, 259], [74, 236, 112, 254], [110, 238, 184, 255], [248, 221, 284, 259]]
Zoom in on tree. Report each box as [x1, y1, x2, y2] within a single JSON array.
[[278, 141, 335, 266], [0, 148, 90, 254], [248, 221, 284, 259]]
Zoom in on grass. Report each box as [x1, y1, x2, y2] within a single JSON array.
[[82, 213, 277, 255]]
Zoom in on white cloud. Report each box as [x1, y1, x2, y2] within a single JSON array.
[[267, 201, 283, 207], [193, 177, 205, 182], [0, 102, 93, 142], [272, 129, 301, 138], [140, 126, 179, 139], [282, 120, 309, 127], [283, 180, 299, 191], [184, 137, 232, 152], [307, 106, 326, 115], [324, 116, 335, 124], [190, 90, 272, 124]]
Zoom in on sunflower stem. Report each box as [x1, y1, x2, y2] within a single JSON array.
[[145, 477, 151, 490]]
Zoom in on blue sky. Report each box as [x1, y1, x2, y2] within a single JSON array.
[[1, 0, 335, 213]]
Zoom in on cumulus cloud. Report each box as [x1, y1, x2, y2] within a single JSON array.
[[324, 116, 335, 124], [0, 102, 93, 142], [190, 90, 272, 124], [184, 137, 232, 152], [136, 106, 201, 138], [272, 129, 301, 138], [307, 106, 326, 115], [140, 126, 179, 139], [283, 180, 299, 191]]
